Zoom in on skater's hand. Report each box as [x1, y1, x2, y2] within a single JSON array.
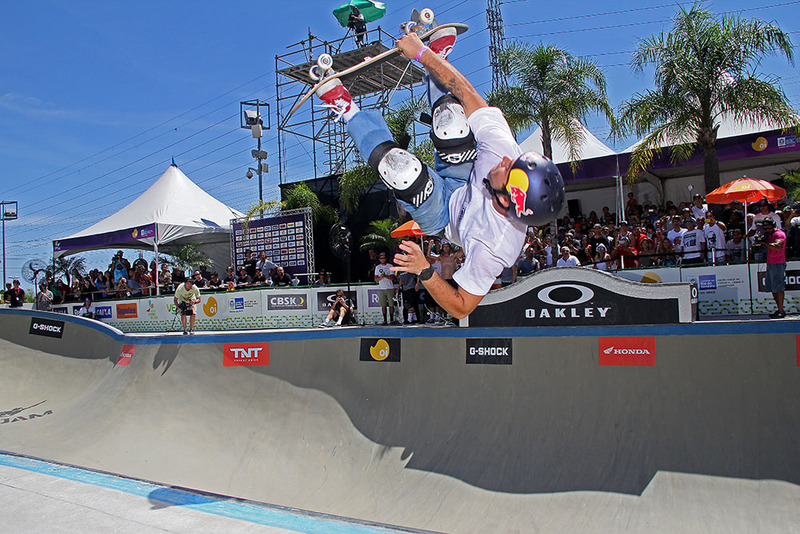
[[396, 33, 425, 61], [392, 240, 430, 275]]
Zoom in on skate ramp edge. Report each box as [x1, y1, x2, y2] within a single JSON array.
[[1, 308, 799, 532]]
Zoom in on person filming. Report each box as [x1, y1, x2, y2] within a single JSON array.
[[174, 277, 201, 335], [320, 289, 356, 327]]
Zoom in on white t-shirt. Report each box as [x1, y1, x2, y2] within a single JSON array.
[[374, 263, 395, 290], [556, 255, 580, 267], [753, 211, 782, 230], [681, 229, 705, 259], [446, 107, 527, 297], [667, 228, 686, 250], [691, 203, 707, 220], [703, 223, 727, 260]]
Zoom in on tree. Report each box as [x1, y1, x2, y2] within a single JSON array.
[[617, 1, 798, 193], [486, 42, 613, 165], [338, 97, 433, 215], [52, 256, 86, 284], [242, 183, 338, 236], [780, 168, 800, 202], [169, 243, 213, 275], [359, 219, 399, 253]]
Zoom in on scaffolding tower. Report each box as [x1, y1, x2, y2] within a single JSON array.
[[486, 0, 506, 92], [275, 27, 427, 186]]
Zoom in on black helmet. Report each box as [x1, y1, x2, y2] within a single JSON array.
[[505, 152, 565, 227]]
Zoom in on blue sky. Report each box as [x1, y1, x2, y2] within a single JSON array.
[[1, 0, 798, 285]]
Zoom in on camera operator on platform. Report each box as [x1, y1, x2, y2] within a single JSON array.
[[174, 277, 201, 335]]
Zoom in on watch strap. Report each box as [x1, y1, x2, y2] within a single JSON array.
[[419, 266, 435, 281]]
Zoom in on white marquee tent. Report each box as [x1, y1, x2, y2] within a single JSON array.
[[53, 164, 243, 285]]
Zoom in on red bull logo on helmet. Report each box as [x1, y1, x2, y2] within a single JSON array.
[[507, 168, 534, 217]]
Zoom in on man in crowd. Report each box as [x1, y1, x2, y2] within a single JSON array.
[[762, 218, 787, 318], [6, 279, 24, 308], [319, 288, 356, 327], [174, 277, 201, 335], [556, 246, 581, 267], [36, 282, 52, 311], [516, 246, 539, 275], [703, 210, 727, 263], [374, 252, 396, 325], [726, 229, 747, 263], [691, 194, 707, 220], [257, 251, 277, 280], [315, 27, 563, 319], [680, 218, 705, 265], [191, 270, 208, 289], [271, 266, 293, 287]]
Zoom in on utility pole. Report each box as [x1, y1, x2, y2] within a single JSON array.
[[1, 201, 18, 288], [486, 0, 506, 92], [240, 100, 271, 210]]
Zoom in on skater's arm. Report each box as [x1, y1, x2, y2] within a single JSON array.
[[392, 240, 482, 319], [396, 33, 486, 117]]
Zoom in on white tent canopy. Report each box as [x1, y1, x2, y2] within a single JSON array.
[[518, 120, 616, 164], [53, 164, 242, 269]]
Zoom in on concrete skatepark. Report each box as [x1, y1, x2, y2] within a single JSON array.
[[1, 302, 799, 532]]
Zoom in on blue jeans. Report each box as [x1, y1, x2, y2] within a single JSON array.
[[345, 75, 472, 235]]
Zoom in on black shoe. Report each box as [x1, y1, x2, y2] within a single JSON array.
[[768, 311, 786, 319]]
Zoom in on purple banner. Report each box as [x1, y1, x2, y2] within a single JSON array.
[[53, 224, 157, 253], [558, 128, 800, 184], [231, 213, 309, 278]]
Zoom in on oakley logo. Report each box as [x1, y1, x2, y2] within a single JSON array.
[[537, 284, 594, 306]]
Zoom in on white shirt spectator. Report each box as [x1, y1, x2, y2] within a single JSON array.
[[703, 223, 727, 261], [681, 228, 705, 260]]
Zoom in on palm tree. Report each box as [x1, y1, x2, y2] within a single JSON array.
[[170, 243, 213, 275], [242, 182, 338, 236], [617, 1, 798, 193], [52, 256, 87, 284], [338, 96, 432, 215], [359, 219, 399, 253], [486, 42, 613, 165]]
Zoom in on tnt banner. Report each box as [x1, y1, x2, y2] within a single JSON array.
[[223, 343, 269, 367], [231, 209, 312, 280]]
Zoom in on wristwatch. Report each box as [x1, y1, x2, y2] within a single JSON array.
[[419, 266, 435, 281]]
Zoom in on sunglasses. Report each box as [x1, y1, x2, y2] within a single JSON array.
[[483, 179, 509, 205]]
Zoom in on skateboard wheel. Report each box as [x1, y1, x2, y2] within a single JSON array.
[[317, 53, 334, 71], [420, 8, 434, 24], [404, 21, 420, 34], [308, 65, 323, 82]]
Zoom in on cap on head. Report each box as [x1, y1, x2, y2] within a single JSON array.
[[505, 152, 565, 227]]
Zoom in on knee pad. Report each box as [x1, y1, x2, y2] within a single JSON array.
[[430, 94, 476, 165], [368, 141, 434, 208]]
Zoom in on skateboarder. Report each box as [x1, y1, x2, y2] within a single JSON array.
[[315, 27, 564, 319]]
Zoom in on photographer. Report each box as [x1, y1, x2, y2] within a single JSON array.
[[78, 297, 97, 319], [174, 278, 201, 335], [761, 219, 787, 318], [319, 289, 356, 327]]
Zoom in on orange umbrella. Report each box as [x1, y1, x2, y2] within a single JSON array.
[[705, 176, 787, 204], [391, 220, 425, 238]]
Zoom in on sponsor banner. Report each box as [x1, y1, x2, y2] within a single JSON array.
[[71, 305, 83, 315], [52, 306, 68, 314], [228, 295, 259, 315], [317, 290, 358, 312], [471, 282, 679, 327], [367, 289, 381, 308], [223, 343, 269, 367], [267, 293, 308, 310], [466, 339, 512, 365], [598, 337, 656, 366], [29, 317, 65, 338], [797, 335, 800, 367], [0, 400, 53, 426], [757, 269, 800, 293], [201, 296, 220, 318], [360, 338, 400, 362], [116, 302, 138, 319], [95, 305, 113, 319], [231, 212, 310, 280], [117, 344, 136, 366]]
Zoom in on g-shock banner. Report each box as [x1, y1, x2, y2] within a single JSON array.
[[466, 339, 512, 365], [29, 317, 65, 338]]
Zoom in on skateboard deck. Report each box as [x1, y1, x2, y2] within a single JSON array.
[[286, 22, 468, 120]]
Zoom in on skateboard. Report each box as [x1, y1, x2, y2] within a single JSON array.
[[285, 8, 468, 120]]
